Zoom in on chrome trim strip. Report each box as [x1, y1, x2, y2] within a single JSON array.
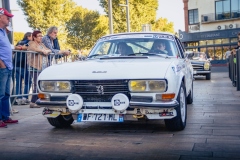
[[129, 100, 179, 108]]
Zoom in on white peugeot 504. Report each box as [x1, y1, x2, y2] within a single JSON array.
[[37, 32, 194, 131]]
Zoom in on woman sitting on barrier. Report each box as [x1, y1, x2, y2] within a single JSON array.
[[27, 30, 51, 108]]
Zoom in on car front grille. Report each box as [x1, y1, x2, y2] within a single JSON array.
[[192, 64, 203, 70], [73, 80, 129, 102]]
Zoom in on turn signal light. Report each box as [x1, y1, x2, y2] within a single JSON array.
[[38, 93, 50, 99], [162, 93, 175, 100]]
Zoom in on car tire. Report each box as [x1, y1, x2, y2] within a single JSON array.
[[206, 73, 211, 80], [187, 81, 193, 104], [47, 115, 74, 128], [164, 82, 187, 131]]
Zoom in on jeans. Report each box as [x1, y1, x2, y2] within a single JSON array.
[[30, 71, 40, 103], [0, 68, 11, 121], [15, 67, 32, 99]]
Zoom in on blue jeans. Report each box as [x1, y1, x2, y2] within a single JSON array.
[[15, 67, 32, 99], [0, 68, 11, 121]]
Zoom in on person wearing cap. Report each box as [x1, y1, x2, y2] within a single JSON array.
[[0, 8, 18, 128]]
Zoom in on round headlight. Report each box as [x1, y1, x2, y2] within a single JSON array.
[[129, 80, 146, 91], [148, 81, 166, 91], [204, 62, 210, 70]]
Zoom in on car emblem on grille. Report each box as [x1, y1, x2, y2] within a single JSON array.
[[96, 85, 104, 95]]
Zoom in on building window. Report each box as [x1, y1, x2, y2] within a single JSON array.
[[189, 9, 199, 24], [222, 38, 230, 44], [207, 40, 214, 45], [231, 38, 238, 43], [199, 41, 206, 46], [216, 0, 240, 20]]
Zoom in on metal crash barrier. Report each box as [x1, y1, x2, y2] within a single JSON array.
[[10, 50, 79, 106], [229, 49, 240, 91]]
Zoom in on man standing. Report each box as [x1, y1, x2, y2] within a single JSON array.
[[0, 8, 18, 128], [42, 26, 70, 62]]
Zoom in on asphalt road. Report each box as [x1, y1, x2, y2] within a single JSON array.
[[1, 66, 240, 160]]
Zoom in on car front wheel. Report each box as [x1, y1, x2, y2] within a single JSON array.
[[206, 73, 211, 80], [47, 114, 74, 128], [165, 82, 187, 131]]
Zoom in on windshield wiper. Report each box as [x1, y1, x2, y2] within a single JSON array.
[[134, 52, 169, 58], [87, 54, 104, 58]]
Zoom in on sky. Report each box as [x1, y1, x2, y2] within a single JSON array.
[[10, 0, 184, 33]]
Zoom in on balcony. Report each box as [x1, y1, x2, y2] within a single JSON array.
[[201, 12, 240, 23]]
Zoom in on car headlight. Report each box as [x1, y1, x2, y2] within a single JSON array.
[[204, 62, 210, 70], [39, 81, 71, 92], [129, 80, 166, 92]]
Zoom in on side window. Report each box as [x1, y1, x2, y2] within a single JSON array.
[[175, 38, 185, 58]]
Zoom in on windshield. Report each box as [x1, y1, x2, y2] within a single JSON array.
[[88, 34, 179, 58], [193, 52, 207, 60]]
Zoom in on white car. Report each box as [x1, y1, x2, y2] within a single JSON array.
[[37, 32, 194, 131]]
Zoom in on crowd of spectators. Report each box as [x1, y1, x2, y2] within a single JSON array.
[[0, 7, 72, 128]]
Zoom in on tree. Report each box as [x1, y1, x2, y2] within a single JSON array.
[[66, 6, 108, 51], [99, 0, 158, 33], [17, 0, 76, 50], [152, 18, 174, 33], [13, 32, 25, 45]]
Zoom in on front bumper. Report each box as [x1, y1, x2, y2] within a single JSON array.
[[36, 99, 179, 109], [193, 70, 211, 74]]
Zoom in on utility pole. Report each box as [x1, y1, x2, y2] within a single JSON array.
[[119, 0, 130, 32], [108, 0, 113, 34]]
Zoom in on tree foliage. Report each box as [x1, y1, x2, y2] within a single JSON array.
[[13, 32, 25, 45], [99, 0, 158, 33], [152, 18, 174, 33], [17, 0, 76, 50], [66, 6, 108, 51]]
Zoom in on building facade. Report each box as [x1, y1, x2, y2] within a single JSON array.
[[180, 0, 240, 63]]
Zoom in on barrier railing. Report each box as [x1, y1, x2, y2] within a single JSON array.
[[10, 50, 79, 106], [229, 49, 240, 90]]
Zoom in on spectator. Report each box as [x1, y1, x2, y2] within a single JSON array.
[[42, 26, 70, 62], [14, 32, 32, 105], [0, 8, 18, 128], [225, 48, 231, 63], [27, 30, 51, 108], [232, 40, 240, 55]]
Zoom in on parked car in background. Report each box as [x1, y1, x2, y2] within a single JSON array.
[[36, 32, 194, 131], [189, 51, 211, 80]]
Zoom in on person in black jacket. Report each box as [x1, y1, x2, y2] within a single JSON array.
[[13, 32, 32, 105]]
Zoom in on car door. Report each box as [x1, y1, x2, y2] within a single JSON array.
[[175, 37, 192, 94]]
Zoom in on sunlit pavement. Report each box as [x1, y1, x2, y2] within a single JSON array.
[[1, 66, 240, 160]]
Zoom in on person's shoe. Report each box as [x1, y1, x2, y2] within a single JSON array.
[[12, 109, 19, 114], [29, 102, 40, 108], [22, 98, 30, 105], [3, 118, 18, 124], [16, 99, 22, 105], [0, 121, 7, 128]]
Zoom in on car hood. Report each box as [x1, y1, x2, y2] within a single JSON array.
[[38, 57, 175, 80]]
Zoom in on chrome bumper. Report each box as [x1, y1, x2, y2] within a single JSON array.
[[194, 70, 211, 74], [36, 99, 179, 109], [130, 100, 179, 108], [36, 100, 66, 108]]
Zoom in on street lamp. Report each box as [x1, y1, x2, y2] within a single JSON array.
[[119, 0, 130, 32], [108, 0, 113, 34]]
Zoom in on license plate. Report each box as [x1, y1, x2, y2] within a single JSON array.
[[77, 113, 124, 122]]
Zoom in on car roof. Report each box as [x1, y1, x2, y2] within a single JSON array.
[[101, 32, 176, 38]]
